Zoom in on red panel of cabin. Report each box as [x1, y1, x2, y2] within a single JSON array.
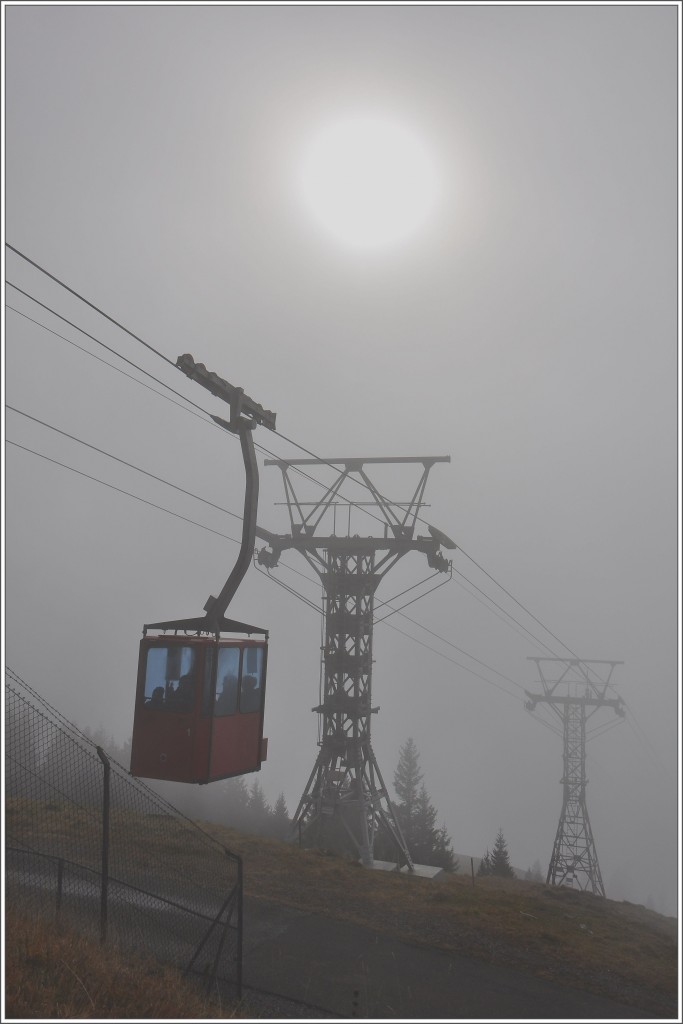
[[130, 636, 267, 784]]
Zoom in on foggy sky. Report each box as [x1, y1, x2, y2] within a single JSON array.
[[3, 4, 679, 916]]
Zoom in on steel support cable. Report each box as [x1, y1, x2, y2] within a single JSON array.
[[586, 717, 625, 743], [618, 698, 660, 755], [252, 563, 322, 615], [265, 555, 321, 589], [379, 618, 522, 702], [254, 562, 523, 703], [253, 553, 524, 692], [6, 285, 392, 531], [8, 289, 290, 491], [378, 597, 527, 692], [5, 281, 204, 418], [8, 439, 313, 594], [6, 303, 211, 424], [374, 574, 452, 625], [261, 428, 620, 693], [7, 414, 435, 630], [7, 407, 531, 700], [8, 416, 328, 612], [4, 251, 394, 528], [621, 717, 671, 780], [7, 243, 394, 523], [8, 318, 586, 695], [11, 295, 562, 670], [258, 559, 525, 696], [6, 277, 388, 532], [525, 708, 563, 739], [455, 545, 609, 686], [5, 241, 614, 679], [6, 245, 175, 368], [6, 440, 245, 547], [619, 702, 669, 774], [7, 264, 548, 663], [8, 438, 528, 706], [451, 569, 558, 657], [249, 546, 522, 692], [373, 570, 444, 616], [7, 404, 249, 524]]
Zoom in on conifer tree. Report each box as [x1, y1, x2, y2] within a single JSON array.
[[477, 848, 492, 876], [247, 778, 271, 826], [412, 783, 438, 863], [524, 858, 544, 882], [393, 737, 423, 851], [224, 776, 249, 823], [433, 824, 459, 873], [270, 792, 291, 839], [490, 828, 515, 877], [390, 739, 457, 871]]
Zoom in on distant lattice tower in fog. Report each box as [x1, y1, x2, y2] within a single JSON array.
[[525, 657, 625, 897], [257, 455, 453, 870]]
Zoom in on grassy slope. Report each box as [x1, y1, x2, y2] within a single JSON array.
[[4, 909, 241, 1020], [205, 825, 678, 1018], [5, 804, 678, 1018]]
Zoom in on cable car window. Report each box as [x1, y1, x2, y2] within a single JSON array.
[[215, 647, 240, 717], [240, 647, 264, 713], [143, 645, 197, 712]]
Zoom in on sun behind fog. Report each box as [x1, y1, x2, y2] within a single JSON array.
[[297, 115, 440, 250]]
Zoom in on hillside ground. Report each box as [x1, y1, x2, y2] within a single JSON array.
[[5, 819, 679, 1019], [208, 825, 678, 1019]]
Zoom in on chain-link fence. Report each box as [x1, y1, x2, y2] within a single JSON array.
[[5, 666, 243, 998]]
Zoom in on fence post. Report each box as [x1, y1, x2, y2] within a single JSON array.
[[96, 747, 111, 944]]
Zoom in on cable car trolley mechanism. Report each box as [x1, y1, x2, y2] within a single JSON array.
[[130, 355, 276, 785]]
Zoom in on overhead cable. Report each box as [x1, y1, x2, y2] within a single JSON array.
[[6, 440, 243, 547], [8, 436, 526, 703], [6, 242, 621, 692], [9, 287, 571, 671], [6, 244, 176, 367]]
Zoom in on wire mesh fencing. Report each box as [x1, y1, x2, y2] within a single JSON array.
[[5, 666, 243, 998]]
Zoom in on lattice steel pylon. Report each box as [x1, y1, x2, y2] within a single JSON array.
[[257, 456, 453, 869], [525, 658, 625, 896]]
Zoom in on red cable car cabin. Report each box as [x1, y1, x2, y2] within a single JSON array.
[[130, 633, 268, 784]]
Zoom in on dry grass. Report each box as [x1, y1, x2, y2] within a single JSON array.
[[203, 825, 679, 1018], [5, 801, 679, 1018], [4, 909, 241, 1020], [6, 798, 229, 889]]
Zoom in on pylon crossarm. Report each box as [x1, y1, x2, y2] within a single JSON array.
[[354, 467, 410, 535], [287, 464, 353, 537], [373, 550, 408, 577], [402, 465, 432, 533], [281, 466, 307, 537]]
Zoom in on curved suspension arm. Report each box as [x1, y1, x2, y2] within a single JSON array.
[[203, 416, 259, 631], [143, 355, 277, 638]]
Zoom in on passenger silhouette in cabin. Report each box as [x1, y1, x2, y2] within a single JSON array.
[[149, 686, 165, 708], [170, 673, 195, 711], [216, 673, 239, 715], [240, 674, 261, 713]]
